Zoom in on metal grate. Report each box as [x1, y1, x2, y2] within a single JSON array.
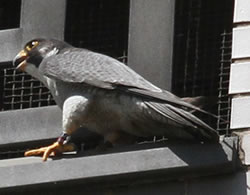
[[217, 32, 232, 135], [0, 0, 21, 30], [0, 64, 55, 111], [172, 0, 233, 134]]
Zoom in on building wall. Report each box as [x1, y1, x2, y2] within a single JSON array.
[[1, 0, 250, 194], [230, 0, 250, 166]]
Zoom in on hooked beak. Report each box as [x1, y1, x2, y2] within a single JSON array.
[[13, 50, 28, 71]]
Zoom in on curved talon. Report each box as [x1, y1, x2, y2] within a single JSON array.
[[42, 142, 61, 161], [24, 146, 56, 157]]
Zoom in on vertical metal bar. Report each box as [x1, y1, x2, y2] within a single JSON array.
[[128, 0, 175, 90], [217, 32, 232, 134], [20, 0, 66, 44]]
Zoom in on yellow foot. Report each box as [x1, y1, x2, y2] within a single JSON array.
[[24, 142, 75, 161]]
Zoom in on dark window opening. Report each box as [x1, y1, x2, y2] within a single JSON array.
[[64, 0, 130, 62], [172, 0, 234, 135], [0, 0, 21, 30]]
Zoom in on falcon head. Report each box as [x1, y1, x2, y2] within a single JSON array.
[[13, 38, 71, 71]]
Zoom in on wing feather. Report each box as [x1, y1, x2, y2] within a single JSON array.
[[144, 102, 219, 141], [39, 49, 161, 92], [39, 48, 219, 141], [40, 49, 215, 115]]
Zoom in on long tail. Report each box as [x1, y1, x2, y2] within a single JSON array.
[[145, 101, 219, 142]]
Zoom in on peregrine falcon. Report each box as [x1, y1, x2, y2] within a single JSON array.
[[13, 39, 219, 161]]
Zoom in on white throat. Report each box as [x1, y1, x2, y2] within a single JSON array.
[[24, 63, 49, 87]]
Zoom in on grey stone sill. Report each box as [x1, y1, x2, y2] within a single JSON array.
[[0, 106, 61, 148], [0, 106, 102, 151], [0, 137, 238, 192], [0, 106, 239, 191]]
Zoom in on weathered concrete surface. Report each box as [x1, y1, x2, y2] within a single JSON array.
[[236, 131, 250, 165], [0, 29, 22, 62], [0, 106, 61, 147], [21, 0, 66, 44], [128, 0, 175, 90], [0, 137, 238, 193], [0, 105, 103, 151]]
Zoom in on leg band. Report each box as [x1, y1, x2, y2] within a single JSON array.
[[57, 132, 70, 145]]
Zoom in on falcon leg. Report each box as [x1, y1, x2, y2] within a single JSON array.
[[25, 96, 88, 161], [24, 133, 76, 161]]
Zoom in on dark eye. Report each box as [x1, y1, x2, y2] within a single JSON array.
[[25, 41, 39, 51]]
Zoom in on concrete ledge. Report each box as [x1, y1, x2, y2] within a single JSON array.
[[0, 106, 103, 152], [0, 106, 61, 148], [0, 137, 238, 192], [237, 131, 250, 165]]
